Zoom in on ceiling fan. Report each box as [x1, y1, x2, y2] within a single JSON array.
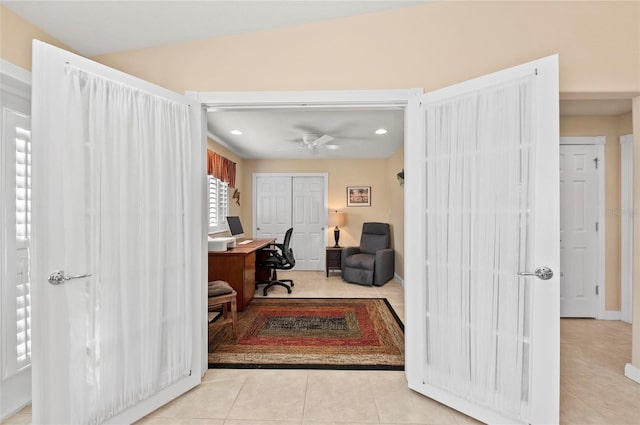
[[290, 133, 339, 151]]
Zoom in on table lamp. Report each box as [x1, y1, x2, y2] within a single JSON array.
[[328, 211, 346, 248]]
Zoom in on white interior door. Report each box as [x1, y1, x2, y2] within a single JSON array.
[[30, 41, 204, 424], [560, 144, 598, 318], [291, 176, 325, 270], [254, 175, 292, 241], [405, 55, 559, 424], [0, 63, 32, 419]]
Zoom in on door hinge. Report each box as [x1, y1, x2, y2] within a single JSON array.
[[593, 157, 599, 169], [595, 285, 599, 295], [595, 222, 599, 232]]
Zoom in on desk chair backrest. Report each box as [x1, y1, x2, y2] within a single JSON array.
[[279, 227, 295, 269]]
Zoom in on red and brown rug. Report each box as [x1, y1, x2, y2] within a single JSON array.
[[208, 298, 404, 370]]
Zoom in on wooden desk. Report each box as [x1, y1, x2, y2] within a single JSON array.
[[207, 238, 274, 311]]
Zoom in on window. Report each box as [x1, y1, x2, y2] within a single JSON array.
[[1, 109, 32, 378], [208, 175, 229, 233]]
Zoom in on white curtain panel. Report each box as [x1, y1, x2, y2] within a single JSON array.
[[63, 65, 193, 424], [424, 76, 535, 421]]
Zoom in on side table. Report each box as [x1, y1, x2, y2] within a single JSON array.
[[326, 247, 343, 277]]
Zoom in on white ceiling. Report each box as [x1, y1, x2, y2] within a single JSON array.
[[3, 0, 428, 57], [207, 107, 405, 159], [5, 0, 632, 160]]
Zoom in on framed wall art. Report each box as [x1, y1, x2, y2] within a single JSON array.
[[347, 186, 371, 207]]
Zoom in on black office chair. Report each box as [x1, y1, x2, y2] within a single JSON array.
[[257, 227, 296, 295]]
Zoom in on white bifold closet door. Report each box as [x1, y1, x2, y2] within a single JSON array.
[[404, 55, 560, 424], [30, 41, 205, 424]]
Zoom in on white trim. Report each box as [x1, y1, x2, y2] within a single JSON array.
[[393, 273, 404, 287], [600, 310, 622, 321], [624, 363, 640, 384], [0, 59, 31, 86], [559, 136, 606, 145], [198, 89, 416, 107], [560, 137, 606, 320], [620, 134, 633, 324]]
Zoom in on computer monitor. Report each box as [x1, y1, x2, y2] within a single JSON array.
[[226, 216, 245, 239]]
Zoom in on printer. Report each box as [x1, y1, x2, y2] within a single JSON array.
[[207, 236, 236, 252]]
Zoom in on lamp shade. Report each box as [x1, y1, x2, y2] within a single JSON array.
[[328, 211, 345, 227]]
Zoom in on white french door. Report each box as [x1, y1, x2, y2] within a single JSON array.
[[30, 41, 205, 424], [405, 55, 559, 424]]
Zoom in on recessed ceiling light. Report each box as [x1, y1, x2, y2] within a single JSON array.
[[230, 129, 243, 135], [375, 128, 388, 135]]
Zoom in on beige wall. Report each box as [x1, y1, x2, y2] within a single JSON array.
[[0, 5, 74, 70], [560, 114, 633, 311], [619, 112, 634, 136], [244, 155, 404, 278], [91, 1, 639, 97]]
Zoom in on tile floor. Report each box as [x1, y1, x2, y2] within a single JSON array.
[[4, 271, 638, 425]]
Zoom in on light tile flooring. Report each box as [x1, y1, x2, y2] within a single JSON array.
[[4, 271, 638, 424]]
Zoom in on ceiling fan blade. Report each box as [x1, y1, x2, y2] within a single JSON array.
[[313, 135, 334, 146]]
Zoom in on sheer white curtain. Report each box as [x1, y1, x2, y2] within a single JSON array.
[[424, 76, 535, 421], [63, 65, 193, 424]]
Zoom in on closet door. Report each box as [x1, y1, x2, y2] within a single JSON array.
[[254, 175, 292, 242], [291, 176, 324, 271], [253, 174, 326, 270]]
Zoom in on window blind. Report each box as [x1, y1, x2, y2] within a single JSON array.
[[2, 109, 32, 379], [14, 121, 31, 371], [208, 176, 229, 232]]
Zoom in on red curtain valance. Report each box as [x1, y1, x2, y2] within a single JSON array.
[[207, 149, 236, 188]]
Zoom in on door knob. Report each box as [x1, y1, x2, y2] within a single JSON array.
[[48, 270, 92, 285], [517, 267, 553, 280]]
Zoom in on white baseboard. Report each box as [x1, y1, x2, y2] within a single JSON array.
[[624, 363, 640, 384], [394, 273, 404, 286], [599, 310, 622, 320]]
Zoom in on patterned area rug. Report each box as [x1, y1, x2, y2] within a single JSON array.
[[208, 298, 404, 370]]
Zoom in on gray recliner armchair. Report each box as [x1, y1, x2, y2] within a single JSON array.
[[341, 222, 394, 286]]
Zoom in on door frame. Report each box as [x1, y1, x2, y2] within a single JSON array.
[[194, 88, 418, 267], [620, 134, 633, 324], [560, 137, 607, 319], [252, 173, 328, 269]]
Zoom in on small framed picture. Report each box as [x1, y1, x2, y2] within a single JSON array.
[[347, 186, 371, 207]]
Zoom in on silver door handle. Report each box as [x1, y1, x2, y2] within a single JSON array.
[[48, 270, 92, 285], [517, 267, 553, 280]]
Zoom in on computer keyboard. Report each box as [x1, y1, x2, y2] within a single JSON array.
[[238, 240, 253, 245]]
